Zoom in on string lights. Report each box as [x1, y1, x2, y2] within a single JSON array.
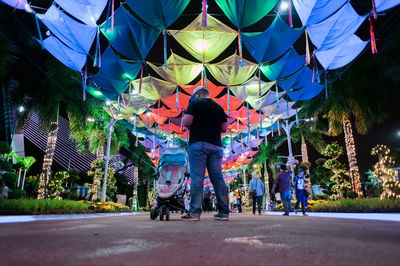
[[343, 119, 362, 196], [371, 145, 400, 200], [37, 122, 58, 199]]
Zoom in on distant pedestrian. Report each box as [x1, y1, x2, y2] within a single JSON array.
[[237, 190, 243, 213], [272, 164, 292, 216], [248, 172, 265, 215], [293, 169, 308, 216]]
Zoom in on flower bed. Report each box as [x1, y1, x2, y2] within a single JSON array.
[[272, 198, 400, 213], [0, 199, 131, 215]]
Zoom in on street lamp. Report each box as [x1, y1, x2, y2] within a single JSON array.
[[280, 1, 288, 11], [18, 106, 24, 113]]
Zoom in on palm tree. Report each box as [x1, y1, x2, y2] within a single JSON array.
[[301, 52, 392, 197]]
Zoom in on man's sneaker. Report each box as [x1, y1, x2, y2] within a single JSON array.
[[282, 213, 289, 216], [303, 213, 308, 216], [181, 213, 200, 221], [214, 213, 229, 221], [294, 209, 297, 215]]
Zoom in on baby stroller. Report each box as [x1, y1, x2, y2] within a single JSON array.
[[150, 148, 190, 221]]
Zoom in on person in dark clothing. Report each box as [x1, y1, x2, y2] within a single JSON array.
[[293, 169, 308, 216], [272, 164, 293, 216], [182, 86, 230, 221]]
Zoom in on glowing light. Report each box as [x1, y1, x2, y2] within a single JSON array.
[[122, 73, 134, 80], [194, 39, 210, 51], [280, 1, 288, 10], [93, 90, 103, 96], [18, 106, 25, 113], [87, 117, 95, 122], [105, 100, 111, 106]]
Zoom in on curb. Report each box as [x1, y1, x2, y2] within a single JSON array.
[[0, 212, 138, 224]]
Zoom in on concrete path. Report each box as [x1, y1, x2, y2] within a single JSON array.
[[1, 212, 399, 266]]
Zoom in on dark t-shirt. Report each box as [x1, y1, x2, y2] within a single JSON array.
[[185, 98, 227, 146]]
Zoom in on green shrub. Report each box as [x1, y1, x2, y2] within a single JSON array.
[[0, 199, 90, 213], [312, 198, 400, 213], [347, 191, 358, 199], [8, 189, 27, 199]]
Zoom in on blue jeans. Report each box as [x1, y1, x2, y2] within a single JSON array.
[[281, 190, 292, 214], [295, 189, 307, 214], [188, 141, 229, 218], [252, 195, 263, 214]]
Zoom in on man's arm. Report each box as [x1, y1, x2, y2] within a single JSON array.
[[182, 114, 194, 128], [272, 174, 279, 193]]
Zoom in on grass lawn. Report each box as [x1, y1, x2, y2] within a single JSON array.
[[272, 198, 400, 213], [0, 199, 131, 215]]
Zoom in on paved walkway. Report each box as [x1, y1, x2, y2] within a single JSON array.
[[264, 211, 400, 222], [1, 212, 400, 265], [1, 211, 400, 224]]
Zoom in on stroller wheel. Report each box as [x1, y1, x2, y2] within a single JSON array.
[[150, 208, 157, 220], [165, 207, 170, 221], [160, 207, 165, 221]]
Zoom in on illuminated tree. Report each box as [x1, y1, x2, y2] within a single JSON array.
[[371, 145, 400, 200], [48, 171, 69, 200], [323, 143, 352, 200]]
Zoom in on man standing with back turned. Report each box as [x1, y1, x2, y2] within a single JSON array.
[[182, 86, 230, 221]]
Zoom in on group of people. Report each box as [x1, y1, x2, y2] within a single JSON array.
[[181, 85, 308, 221], [272, 164, 309, 216]]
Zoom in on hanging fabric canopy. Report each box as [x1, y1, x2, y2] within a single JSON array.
[[180, 80, 225, 98], [229, 77, 275, 100], [214, 94, 243, 114], [112, 94, 158, 116], [278, 67, 324, 101], [90, 47, 142, 94], [248, 90, 284, 110], [0, 0, 33, 12], [125, 0, 190, 30], [162, 93, 191, 110], [215, 0, 279, 29], [130, 76, 176, 100], [147, 53, 203, 85], [315, 35, 368, 70], [375, 0, 400, 12], [242, 15, 304, 63], [168, 14, 237, 62], [38, 5, 97, 55], [206, 54, 258, 85], [292, 0, 347, 26], [260, 48, 305, 81], [149, 106, 182, 118], [54, 0, 107, 26], [42, 36, 86, 71], [100, 6, 161, 61], [307, 3, 367, 51], [138, 113, 168, 125]]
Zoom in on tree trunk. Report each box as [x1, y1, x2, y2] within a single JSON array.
[[301, 135, 313, 199], [342, 118, 363, 197], [37, 121, 59, 199], [263, 161, 270, 210], [21, 169, 27, 190], [132, 166, 139, 210], [96, 144, 104, 161], [17, 169, 22, 188]]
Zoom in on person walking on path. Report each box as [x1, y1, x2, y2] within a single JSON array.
[[248, 172, 265, 215], [293, 169, 308, 216], [182, 86, 230, 221], [272, 164, 293, 216]]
